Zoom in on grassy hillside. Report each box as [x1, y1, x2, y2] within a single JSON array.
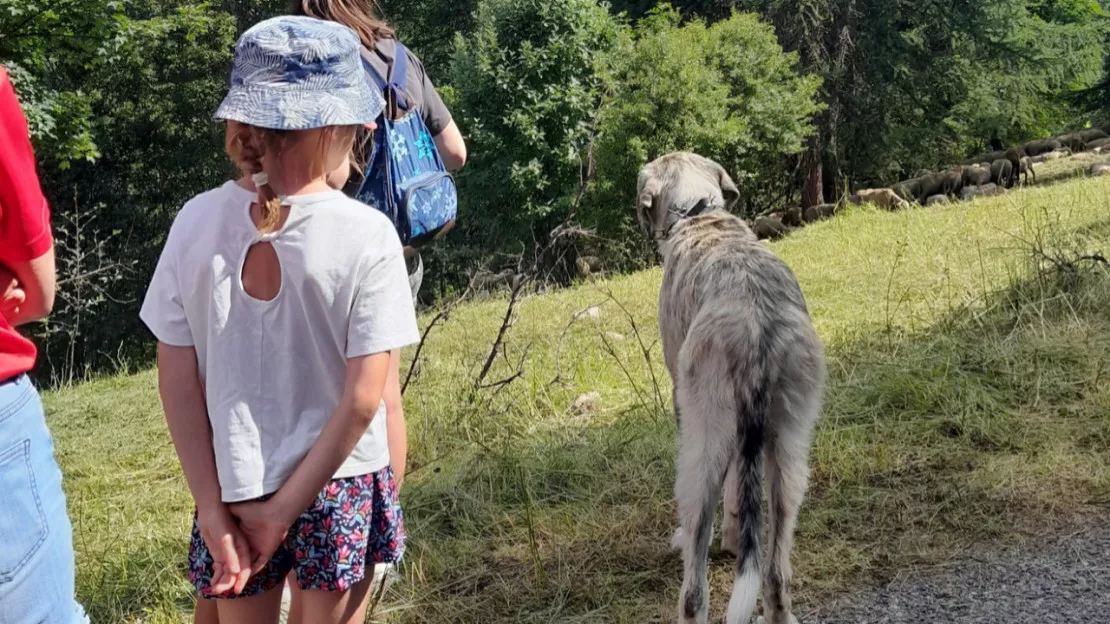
[[48, 161, 1110, 622]]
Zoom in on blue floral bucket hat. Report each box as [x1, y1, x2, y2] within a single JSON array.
[[215, 15, 384, 130]]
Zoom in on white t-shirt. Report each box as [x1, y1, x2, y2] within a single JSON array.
[[140, 181, 419, 503]]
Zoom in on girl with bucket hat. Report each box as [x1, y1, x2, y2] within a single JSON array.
[[140, 16, 418, 624]]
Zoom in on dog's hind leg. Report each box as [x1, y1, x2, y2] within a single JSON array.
[[720, 450, 741, 557], [758, 392, 819, 624], [674, 374, 734, 624]]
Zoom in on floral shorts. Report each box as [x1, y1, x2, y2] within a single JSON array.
[[189, 467, 405, 598]]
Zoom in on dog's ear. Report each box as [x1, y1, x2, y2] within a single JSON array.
[[705, 158, 741, 209], [713, 162, 740, 210], [636, 176, 661, 239]]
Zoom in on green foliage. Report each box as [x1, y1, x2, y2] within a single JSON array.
[[379, 0, 480, 76], [1, 0, 1107, 377], [1030, 0, 1105, 23], [0, 0, 126, 164], [32, 4, 237, 376], [743, 0, 1109, 186], [609, 0, 740, 20], [216, 0, 286, 32], [449, 0, 625, 251], [1076, 52, 1110, 117], [51, 174, 1110, 622], [592, 6, 821, 225], [949, 9, 1105, 142]]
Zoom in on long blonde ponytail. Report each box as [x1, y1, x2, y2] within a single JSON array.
[[225, 124, 284, 232]]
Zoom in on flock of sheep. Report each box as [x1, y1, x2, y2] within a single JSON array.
[[750, 121, 1110, 240]]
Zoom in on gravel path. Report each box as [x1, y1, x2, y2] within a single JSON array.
[[802, 522, 1110, 624]]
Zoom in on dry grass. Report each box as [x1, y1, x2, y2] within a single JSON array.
[[46, 161, 1110, 623]]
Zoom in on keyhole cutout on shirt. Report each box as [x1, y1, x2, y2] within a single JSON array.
[[241, 202, 290, 302]]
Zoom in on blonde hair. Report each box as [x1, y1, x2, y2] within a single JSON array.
[[294, 0, 395, 50], [225, 122, 358, 232]]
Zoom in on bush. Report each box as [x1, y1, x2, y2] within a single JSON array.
[[584, 6, 821, 264], [448, 0, 626, 261], [32, 5, 237, 380]]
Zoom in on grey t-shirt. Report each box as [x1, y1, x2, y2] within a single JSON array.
[[362, 39, 452, 135]]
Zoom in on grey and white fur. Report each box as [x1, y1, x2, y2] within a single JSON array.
[[637, 152, 826, 624]]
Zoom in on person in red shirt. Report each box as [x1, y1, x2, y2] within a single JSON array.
[[0, 64, 88, 624]]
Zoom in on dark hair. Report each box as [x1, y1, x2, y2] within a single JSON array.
[[293, 0, 395, 50]]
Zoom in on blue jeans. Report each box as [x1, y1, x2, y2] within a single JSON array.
[[0, 375, 87, 624]]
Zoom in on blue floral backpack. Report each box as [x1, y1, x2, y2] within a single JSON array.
[[356, 42, 458, 248]]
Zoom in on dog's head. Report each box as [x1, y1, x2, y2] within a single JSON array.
[[636, 153, 740, 243]]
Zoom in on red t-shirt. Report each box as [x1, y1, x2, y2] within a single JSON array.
[[0, 66, 53, 380]]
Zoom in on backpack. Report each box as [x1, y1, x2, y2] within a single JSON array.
[[356, 42, 458, 249]]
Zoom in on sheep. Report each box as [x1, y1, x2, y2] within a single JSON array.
[[960, 183, 1003, 201], [966, 150, 1008, 166], [1002, 148, 1026, 188], [925, 195, 950, 206], [1022, 139, 1062, 158], [892, 179, 924, 203], [962, 164, 991, 187], [1090, 163, 1110, 177], [990, 159, 1014, 187], [849, 188, 910, 210], [1086, 138, 1110, 152], [1018, 156, 1036, 185], [752, 215, 789, 240], [939, 166, 965, 196], [782, 206, 804, 228], [803, 203, 836, 223], [1030, 149, 1071, 164], [1078, 128, 1109, 144], [1055, 134, 1087, 153], [911, 173, 949, 202]]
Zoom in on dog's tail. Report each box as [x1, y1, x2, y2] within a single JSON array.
[[726, 334, 775, 624]]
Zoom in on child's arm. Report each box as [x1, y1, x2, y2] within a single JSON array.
[[385, 349, 407, 491], [157, 343, 252, 595], [231, 224, 418, 571], [230, 350, 392, 570]]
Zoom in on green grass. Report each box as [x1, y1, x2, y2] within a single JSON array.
[[48, 159, 1110, 623]]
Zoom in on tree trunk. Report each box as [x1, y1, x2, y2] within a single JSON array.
[[801, 133, 824, 208]]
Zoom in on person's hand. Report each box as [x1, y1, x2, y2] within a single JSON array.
[[0, 264, 25, 322], [197, 504, 253, 596], [228, 498, 295, 574]]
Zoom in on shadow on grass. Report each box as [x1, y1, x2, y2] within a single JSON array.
[[394, 249, 1110, 623], [60, 226, 1109, 623]]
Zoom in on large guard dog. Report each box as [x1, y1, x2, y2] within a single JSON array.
[[637, 153, 826, 624]]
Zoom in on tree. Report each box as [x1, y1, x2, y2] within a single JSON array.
[[379, 0, 479, 76], [608, 0, 739, 20], [741, 0, 1106, 193], [449, 0, 625, 254], [32, 4, 238, 376], [0, 0, 126, 165], [592, 6, 820, 223]]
